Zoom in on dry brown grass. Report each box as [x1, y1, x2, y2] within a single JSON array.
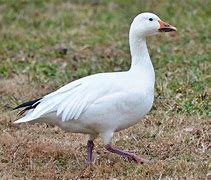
[[0, 75, 209, 179]]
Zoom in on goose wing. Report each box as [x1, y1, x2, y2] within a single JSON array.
[[16, 73, 120, 122]]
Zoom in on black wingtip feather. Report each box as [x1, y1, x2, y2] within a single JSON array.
[[13, 98, 42, 110]]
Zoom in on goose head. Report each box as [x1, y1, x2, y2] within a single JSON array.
[[130, 12, 177, 38]]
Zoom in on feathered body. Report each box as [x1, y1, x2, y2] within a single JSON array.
[[15, 66, 154, 143]]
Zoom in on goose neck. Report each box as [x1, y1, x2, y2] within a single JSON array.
[[129, 35, 150, 69]]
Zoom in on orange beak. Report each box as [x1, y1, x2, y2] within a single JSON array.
[[158, 20, 177, 32]]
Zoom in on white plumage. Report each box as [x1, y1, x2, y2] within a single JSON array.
[[14, 12, 176, 163]]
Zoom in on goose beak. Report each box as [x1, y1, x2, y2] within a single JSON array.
[[158, 20, 177, 32]]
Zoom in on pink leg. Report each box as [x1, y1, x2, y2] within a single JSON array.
[[87, 140, 94, 163], [105, 144, 149, 164]]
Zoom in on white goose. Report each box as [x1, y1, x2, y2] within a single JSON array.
[[14, 12, 176, 163]]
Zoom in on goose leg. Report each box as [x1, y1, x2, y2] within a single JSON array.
[[105, 144, 148, 164], [87, 140, 94, 163], [101, 131, 148, 163]]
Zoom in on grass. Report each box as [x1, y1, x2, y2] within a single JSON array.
[[0, 0, 210, 179]]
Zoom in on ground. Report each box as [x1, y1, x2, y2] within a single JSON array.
[[0, 1, 210, 179]]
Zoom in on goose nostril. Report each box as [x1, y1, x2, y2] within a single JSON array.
[[164, 24, 170, 27]]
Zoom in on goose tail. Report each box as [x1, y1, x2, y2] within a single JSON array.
[[13, 115, 36, 124]]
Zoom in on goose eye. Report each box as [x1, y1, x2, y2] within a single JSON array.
[[149, 18, 153, 21]]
